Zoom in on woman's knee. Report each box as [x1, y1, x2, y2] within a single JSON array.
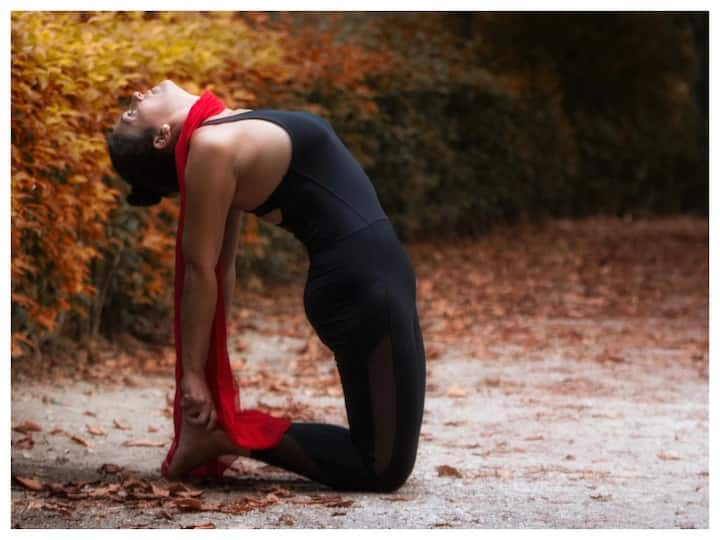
[[366, 466, 412, 493], [368, 451, 417, 492]]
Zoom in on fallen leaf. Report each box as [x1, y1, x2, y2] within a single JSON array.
[[121, 477, 146, 490], [380, 494, 415, 501], [277, 514, 295, 526], [269, 487, 293, 498], [46, 482, 66, 494], [231, 359, 246, 370], [176, 488, 204, 498], [426, 344, 443, 359], [326, 498, 354, 508], [597, 349, 625, 364], [657, 452, 682, 461], [147, 424, 160, 433], [13, 420, 42, 434], [326, 386, 343, 397], [89, 485, 115, 498], [165, 481, 192, 494], [83, 410, 97, 417], [97, 463, 124, 475], [122, 439, 167, 448], [524, 435, 544, 441], [299, 495, 354, 508], [183, 522, 216, 529], [113, 418, 131, 430], [15, 435, 34, 449], [151, 484, 170, 497], [436, 464, 462, 478], [123, 376, 141, 388], [70, 434, 92, 447], [174, 497, 203, 512], [445, 384, 468, 398], [26, 500, 73, 516], [14, 476, 44, 491], [497, 468, 514, 479], [86, 425, 106, 436]]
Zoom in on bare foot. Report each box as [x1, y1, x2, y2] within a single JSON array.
[[164, 418, 250, 480]]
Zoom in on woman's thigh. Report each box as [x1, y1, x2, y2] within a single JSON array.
[[333, 293, 426, 480]]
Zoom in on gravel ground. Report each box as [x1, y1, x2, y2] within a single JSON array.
[[10, 217, 709, 528], [11, 322, 709, 528]]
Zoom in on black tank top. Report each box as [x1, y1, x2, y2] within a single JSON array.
[[200, 109, 388, 254]]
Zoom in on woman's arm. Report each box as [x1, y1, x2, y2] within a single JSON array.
[[219, 209, 244, 323], [178, 132, 258, 430], [180, 139, 237, 378]]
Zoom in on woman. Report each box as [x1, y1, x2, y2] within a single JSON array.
[[106, 79, 426, 492]]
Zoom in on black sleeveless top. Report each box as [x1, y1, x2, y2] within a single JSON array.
[[200, 109, 388, 254]]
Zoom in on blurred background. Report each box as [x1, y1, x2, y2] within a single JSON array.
[[10, 11, 708, 360]]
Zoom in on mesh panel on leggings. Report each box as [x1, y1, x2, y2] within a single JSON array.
[[367, 334, 396, 476], [249, 331, 398, 490]]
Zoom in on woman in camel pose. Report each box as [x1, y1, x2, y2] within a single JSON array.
[[106, 79, 426, 492]]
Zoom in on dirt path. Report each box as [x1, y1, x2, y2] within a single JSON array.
[[11, 217, 709, 528]]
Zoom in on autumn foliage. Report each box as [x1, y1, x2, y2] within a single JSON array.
[[11, 12, 393, 357], [11, 12, 707, 358]]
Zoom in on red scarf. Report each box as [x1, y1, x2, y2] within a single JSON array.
[[161, 91, 290, 479]]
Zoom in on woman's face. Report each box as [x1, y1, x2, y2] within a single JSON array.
[[113, 79, 185, 143]]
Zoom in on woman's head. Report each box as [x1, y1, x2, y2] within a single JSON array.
[[105, 80, 195, 206]]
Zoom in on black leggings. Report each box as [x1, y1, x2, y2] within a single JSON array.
[[251, 219, 426, 492]]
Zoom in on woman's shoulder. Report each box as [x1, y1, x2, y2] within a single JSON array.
[[186, 126, 259, 178]]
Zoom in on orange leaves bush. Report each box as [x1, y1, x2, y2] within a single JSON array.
[[11, 12, 393, 357]]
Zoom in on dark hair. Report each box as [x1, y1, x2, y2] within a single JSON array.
[[105, 127, 178, 207]]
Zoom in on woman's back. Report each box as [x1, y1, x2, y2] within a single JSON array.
[[201, 109, 388, 254]]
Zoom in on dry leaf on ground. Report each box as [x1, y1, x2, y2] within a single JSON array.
[[446, 384, 469, 398], [15, 435, 34, 449], [113, 418, 131, 430], [183, 522, 216, 529], [122, 439, 167, 448], [13, 420, 42, 434], [70, 434, 92, 447], [174, 498, 204, 512], [86, 425, 106, 436], [436, 464, 462, 478], [97, 463, 124, 475], [14, 476, 44, 491]]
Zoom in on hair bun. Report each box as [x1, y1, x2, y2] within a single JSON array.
[[127, 187, 162, 207]]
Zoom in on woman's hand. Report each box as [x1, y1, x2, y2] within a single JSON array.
[[180, 371, 218, 431]]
